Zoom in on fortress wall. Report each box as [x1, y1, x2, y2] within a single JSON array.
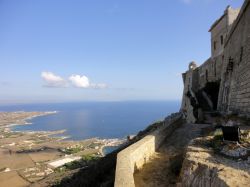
[[181, 1, 250, 116], [181, 69, 196, 109], [197, 55, 223, 90], [181, 56, 223, 121], [219, 1, 250, 114], [114, 114, 183, 187], [181, 56, 223, 114], [181, 68, 198, 123], [227, 38, 250, 114], [210, 14, 228, 58], [198, 58, 215, 88]]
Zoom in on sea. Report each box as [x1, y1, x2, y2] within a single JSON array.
[[0, 101, 180, 140]]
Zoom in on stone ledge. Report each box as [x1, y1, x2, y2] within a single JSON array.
[[180, 137, 250, 187], [114, 113, 183, 187]]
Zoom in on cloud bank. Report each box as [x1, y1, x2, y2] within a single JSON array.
[[41, 72, 67, 87], [69, 75, 90, 88], [41, 71, 107, 89]]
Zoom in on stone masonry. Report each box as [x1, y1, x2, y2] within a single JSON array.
[[181, 0, 250, 122]]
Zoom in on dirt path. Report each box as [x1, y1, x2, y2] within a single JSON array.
[[134, 123, 210, 187]]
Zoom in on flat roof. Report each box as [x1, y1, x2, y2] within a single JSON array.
[[48, 156, 81, 168]]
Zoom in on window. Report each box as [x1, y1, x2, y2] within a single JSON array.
[[220, 35, 224, 45], [227, 57, 234, 72], [214, 41, 217, 51], [240, 47, 243, 62]]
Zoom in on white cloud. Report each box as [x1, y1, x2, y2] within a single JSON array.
[[41, 72, 107, 89], [69, 74, 108, 89], [69, 74, 90, 88], [41, 72, 67, 87], [69, 74, 109, 89]]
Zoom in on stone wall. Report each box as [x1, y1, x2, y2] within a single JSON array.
[[181, 63, 199, 123], [218, 0, 250, 114], [114, 113, 183, 187], [210, 6, 240, 58], [210, 11, 227, 58], [181, 0, 250, 118]]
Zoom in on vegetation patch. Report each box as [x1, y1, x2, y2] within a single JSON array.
[[55, 154, 99, 173], [210, 134, 224, 152], [203, 128, 250, 160], [63, 147, 82, 154]]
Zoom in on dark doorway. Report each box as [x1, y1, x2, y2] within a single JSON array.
[[203, 81, 220, 110]]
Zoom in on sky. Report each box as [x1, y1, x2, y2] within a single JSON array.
[[0, 0, 245, 104]]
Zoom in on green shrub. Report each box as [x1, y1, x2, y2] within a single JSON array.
[[64, 160, 86, 170], [210, 134, 223, 152], [57, 155, 99, 171], [82, 154, 98, 161], [64, 147, 82, 154]]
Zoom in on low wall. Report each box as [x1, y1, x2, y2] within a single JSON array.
[[114, 113, 183, 187]]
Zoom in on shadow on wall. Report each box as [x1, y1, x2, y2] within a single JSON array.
[[195, 81, 221, 112], [203, 81, 220, 110]]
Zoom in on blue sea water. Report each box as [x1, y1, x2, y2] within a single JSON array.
[[0, 101, 180, 140], [102, 146, 120, 155]]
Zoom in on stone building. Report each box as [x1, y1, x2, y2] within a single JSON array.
[[181, 0, 250, 122]]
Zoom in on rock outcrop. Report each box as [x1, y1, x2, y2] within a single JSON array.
[[180, 137, 250, 187]]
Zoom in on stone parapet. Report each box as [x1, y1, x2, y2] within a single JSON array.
[[114, 113, 183, 187]]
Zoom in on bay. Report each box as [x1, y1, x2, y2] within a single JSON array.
[[0, 101, 180, 140]]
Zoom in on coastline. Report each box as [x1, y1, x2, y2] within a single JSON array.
[[5, 111, 125, 152], [0, 111, 125, 186], [2, 111, 69, 141], [100, 139, 126, 156], [6, 111, 58, 128]]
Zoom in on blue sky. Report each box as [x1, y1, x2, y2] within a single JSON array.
[[0, 0, 244, 104]]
